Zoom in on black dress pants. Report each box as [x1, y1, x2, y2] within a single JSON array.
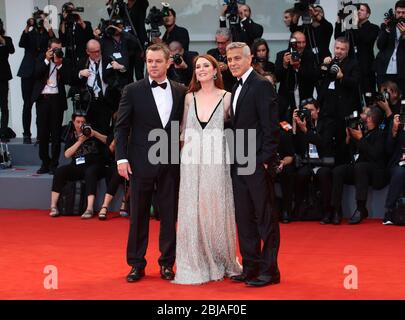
[[0, 81, 9, 130], [21, 77, 35, 137]]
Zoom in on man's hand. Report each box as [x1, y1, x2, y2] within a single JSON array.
[[349, 126, 363, 140], [77, 16, 86, 29], [108, 25, 123, 35], [283, 52, 291, 69], [323, 56, 332, 65], [45, 48, 54, 62], [118, 162, 133, 181], [111, 60, 125, 71], [398, 21, 405, 36], [377, 99, 391, 116], [392, 114, 400, 137], [218, 62, 228, 72], [220, 4, 228, 17], [77, 133, 88, 144], [336, 67, 344, 80], [93, 28, 102, 39], [79, 69, 91, 78]]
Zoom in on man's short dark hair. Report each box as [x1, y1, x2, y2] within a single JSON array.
[[368, 106, 384, 126], [169, 8, 176, 17], [72, 112, 86, 121], [48, 38, 62, 48], [284, 8, 296, 15], [359, 3, 371, 14], [335, 36, 350, 49], [396, 0, 405, 9], [146, 43, 171, 60]]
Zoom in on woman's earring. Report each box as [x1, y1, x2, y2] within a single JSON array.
[[213, 74, 218, 80]]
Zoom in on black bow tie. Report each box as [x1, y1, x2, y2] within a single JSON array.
[[237, 78, 243, 87], [151, 80, 168, 89]]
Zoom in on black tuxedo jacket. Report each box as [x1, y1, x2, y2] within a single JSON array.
[[115, 79, 186, 178], [230, 70, 279, 166], [17, 30, 51, 78], [31, 55, 72, 110], [0, 36, 15, 81]]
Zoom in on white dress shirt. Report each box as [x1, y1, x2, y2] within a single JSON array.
[[386, 28, 402, 75], [41, 59, 62, 95], [233, 66, 254, 114]]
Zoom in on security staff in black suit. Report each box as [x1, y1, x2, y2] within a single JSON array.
[[107, 0, 149, 81], [275, 32, 318, 122], [292, 98, 336, 224], [335, 3, 379, 94], [115, 43, 186, 283], [0, 20, 15, 139], [160, 8, 190, 52], [331, 106, 387, 225], [59, 2, 94, 66], [318, 37, 361, 165], [32, 38, 72, 175], [375, 0, 405, 94], [17, 12, 55, 143], [76, 40, 111, 135], [207, 28, 237, 92], [226, 42, 280, 287], [219, 4, 263, 47]]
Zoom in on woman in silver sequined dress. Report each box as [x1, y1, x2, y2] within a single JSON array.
[[173, 55, 242, 285]]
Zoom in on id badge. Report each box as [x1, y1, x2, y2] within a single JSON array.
[[76, 156, 86, 165]]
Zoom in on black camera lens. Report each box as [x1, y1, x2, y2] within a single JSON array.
[[172, 54, 183, 65], [52, 48, 64, 59], [80, 124, 92, 137]]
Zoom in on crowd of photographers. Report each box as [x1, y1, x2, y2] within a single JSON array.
[[0, 0, 404, 223]]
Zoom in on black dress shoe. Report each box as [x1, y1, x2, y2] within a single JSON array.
[[160, 266, 175, 280], [23, 136, 32, 144], [126, 267, 145, 282], [320, 212, 332, 225], [37, 165, 50, 174], [230, 272, 257, 283], [281, 211, 291, 224], [331, 212, 342, 225], [348, 208, 367, 225], [246, 273, 281, 287]]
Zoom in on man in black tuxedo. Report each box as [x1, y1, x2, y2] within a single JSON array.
[[32, 38, 72, 174], [115, 43, 186, 283], [226, 42, 280, 287]]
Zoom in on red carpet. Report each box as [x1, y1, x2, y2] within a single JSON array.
[[1, 209, 405, 300]]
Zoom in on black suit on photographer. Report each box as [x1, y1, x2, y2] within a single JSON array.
[[207, 28, 236, 92], [75, 40, 112, 135], [331, 107, 388, 224], [375, 2, 405, 95], [107, 0, 149, 81], [161, 8, 190, 52], [31, 39, 72, 174], [274, 32, 318, 122], [0, 21, 15, 139], [167, 41, 197, 86], [290, 4, 333, 63], [59, 2, 94, 66], [100, 21, 138, 113], [318, 38, 361, 165], [292, 99, 336, 223], [219, 3, 263, 47], [17, 11, 55, 143], [335, 3, 379, 94]]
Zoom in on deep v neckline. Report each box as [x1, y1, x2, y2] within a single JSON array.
[[193, 93, 225, 130]]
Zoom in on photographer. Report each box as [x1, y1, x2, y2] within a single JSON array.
[[17, 10, 55, 144], [99, 17, 138, 112], [292, 98, 336, 224], [31, 38, 72, 175], [76, 39, 111, 135], [290, 4, 333, 63], [48, 112, 107, 219], [59, 2, 94, 65], [167, 41, 197, 86], [376, 0, 405, 94], [160, 8, 190, 52], [335, 3, 379, 94], [331, 106, 387, 224], [219, 2, 263, 47], [318, 37, 361, 165], [251, 38, 275, 78], [0, 19, 15, 142], [375, 81, 402, 129], [106, 0, 149, 81], [383, 113, 405, 224], [207, 28, 236, 91], [274, 31, 319, 121], [283, 8, 298, 29]]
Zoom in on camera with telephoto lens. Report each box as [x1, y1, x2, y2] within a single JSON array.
[[320, 57, 341, 80], [172, 53, 183, 65], [224, 0, 246, 25], [364, 90, 390, 107], [289, 38, 301, 63], [345, 111, 364, 130], [384, 8, 405, 29], [80, 123, 92, 137], [294, 0, 318, 25], [100, 17, 125, 38], [295, 155, 335, 168], [30, 7, 47, 29], [52, 48, 64, 59], [297, 108, 312, 123], [145, 2, 171, 38]]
